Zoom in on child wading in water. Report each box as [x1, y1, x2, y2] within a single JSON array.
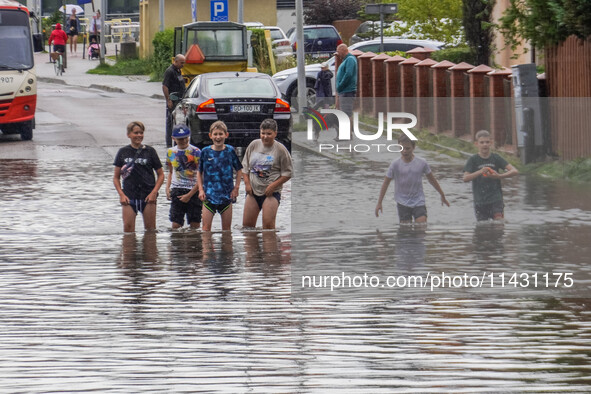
[[463, 130, 518, 221], [375, 135, 449, 223], [197, 121, 243, 231], [166, 124, 202, 229]]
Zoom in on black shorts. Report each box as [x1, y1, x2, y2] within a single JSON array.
[[169, 188, 202, 225], [203, 200, 232, 215], [53, 44, 65, 54], [251, 192, 281, 210], [474, 201, 504, 221], [397, 203, 427, 222]]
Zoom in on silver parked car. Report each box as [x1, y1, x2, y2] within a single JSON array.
[[272, 38, 445, 108], [263, 26, 293, 64]]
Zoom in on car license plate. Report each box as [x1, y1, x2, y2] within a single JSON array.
[[231, 105, 260, 112]]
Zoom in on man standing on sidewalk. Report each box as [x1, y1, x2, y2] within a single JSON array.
[[162, 54, 186, 147], [335, 44, 357, 140]]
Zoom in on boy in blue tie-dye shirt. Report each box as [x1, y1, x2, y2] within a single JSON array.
[[166, 124, 202, 229], [198, 121, 243, 231]]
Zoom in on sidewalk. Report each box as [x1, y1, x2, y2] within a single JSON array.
[[35, 42, 164, 100]]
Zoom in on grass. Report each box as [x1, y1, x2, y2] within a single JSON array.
[[522, 157, 591, 183], [87, 58, 151, 76]]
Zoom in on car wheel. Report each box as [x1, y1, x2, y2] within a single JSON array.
[[287, 81, 316, 110], [20, 120, 33, 141]]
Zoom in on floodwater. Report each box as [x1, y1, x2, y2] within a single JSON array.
[[1, 145, 591, 391]]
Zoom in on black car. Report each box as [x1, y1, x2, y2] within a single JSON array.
[[288, 25, 343, 59], [172, 72, 292, 151]]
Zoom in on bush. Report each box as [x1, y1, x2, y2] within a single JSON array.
[[249, 28, 272, 74], [432, 46, 478, 65], [151, 29, 174, 80]]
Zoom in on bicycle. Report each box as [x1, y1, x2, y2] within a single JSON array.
[[50, 51, 64, 76]]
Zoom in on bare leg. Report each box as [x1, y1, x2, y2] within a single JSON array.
[[122, 205, 137, 232], [201, 208, 214, 231], [220, 205, 233, 231], [142, 202, 157, 230], [242, 195, 261, 228], [261, 196, 279, 229], [415, 215, 427, 223]]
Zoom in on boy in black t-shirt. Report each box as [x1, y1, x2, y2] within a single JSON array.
[[463, 130, 518, 221], [113, 121, 165, 232]]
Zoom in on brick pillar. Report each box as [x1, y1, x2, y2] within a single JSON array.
[[357, 51, 377, 115], [432, 60, 455, 134], [487, 68, 513, 149], [448, 62, 474, 138], [399, 57, 420, 115], [468, 64, 493, 139], [415, 58, 437, 129], [371, 53, 390, 117], [406, 46, 436, 61], [385, 55, 406, 113]]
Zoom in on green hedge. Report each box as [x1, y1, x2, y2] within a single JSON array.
[[432, 46, 478, 65], [151, 29, 174, 80]]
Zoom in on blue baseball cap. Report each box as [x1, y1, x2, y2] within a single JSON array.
[[172, 124, 191, 138]]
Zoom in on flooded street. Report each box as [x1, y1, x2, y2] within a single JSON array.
[[1, 83, 591, 391]]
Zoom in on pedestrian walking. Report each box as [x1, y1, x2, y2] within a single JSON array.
[[463, 130, 518, 221], [162, 54, 186, 147], [66, 9, 80, 56], [335, 43, 357, 138], [375, 134, 450, 223]]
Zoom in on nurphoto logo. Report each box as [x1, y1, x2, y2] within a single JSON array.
[[304, 109, 419, 153]]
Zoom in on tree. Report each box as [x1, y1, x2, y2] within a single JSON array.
[[304, 0, 363, 25], [462, 0, 495, 65], [379, 0, 465, 45], [499, 0, 591, 51]]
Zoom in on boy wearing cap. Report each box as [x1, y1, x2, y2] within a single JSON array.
[[165, 124, 202, 229], [197, 121, 243, 231]]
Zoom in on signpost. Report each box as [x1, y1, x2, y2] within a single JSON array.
[[211, 0, 228, 21], [364, 3, 398, 52]]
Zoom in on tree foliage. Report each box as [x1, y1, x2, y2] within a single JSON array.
[[462, 0, 495, 65], [499, 0, 591, 50], [373, 0, 465, 45], [304, 0, 363, 24]]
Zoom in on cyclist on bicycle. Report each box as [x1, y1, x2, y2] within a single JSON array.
[[48, 23, 68, 72]]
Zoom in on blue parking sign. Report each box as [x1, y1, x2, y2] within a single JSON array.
[[211, 0, 228, 21]]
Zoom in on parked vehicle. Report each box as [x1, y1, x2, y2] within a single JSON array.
[[0, 0, 43, 141], [288, 25, 343, 59], [172, 72, 292, 151], [272, 38, 445, 108], [173, 21, 250, 85], [350, 21, 380, 45], [263, 26, 293, 64]]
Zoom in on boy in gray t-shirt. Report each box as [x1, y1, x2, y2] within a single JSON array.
[[375, 135, 449, 223]]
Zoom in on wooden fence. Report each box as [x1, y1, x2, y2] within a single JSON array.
[[336, 36, 591, 160]]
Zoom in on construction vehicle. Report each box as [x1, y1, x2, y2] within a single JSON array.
[[173, 21, 253, 85]]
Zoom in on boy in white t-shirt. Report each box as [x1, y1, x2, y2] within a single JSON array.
[[375, 135, 449, 223]]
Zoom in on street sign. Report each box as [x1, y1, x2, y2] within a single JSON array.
[[365, 3, 398, 14], [211, 0, 228, 21]]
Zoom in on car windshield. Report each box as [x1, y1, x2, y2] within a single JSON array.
[[0, 10, 34, 70], [187, 29, 244, 57], [305, 27, 337, 39], [269, 29, 284, 40], [206, 77, 276, 98]]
